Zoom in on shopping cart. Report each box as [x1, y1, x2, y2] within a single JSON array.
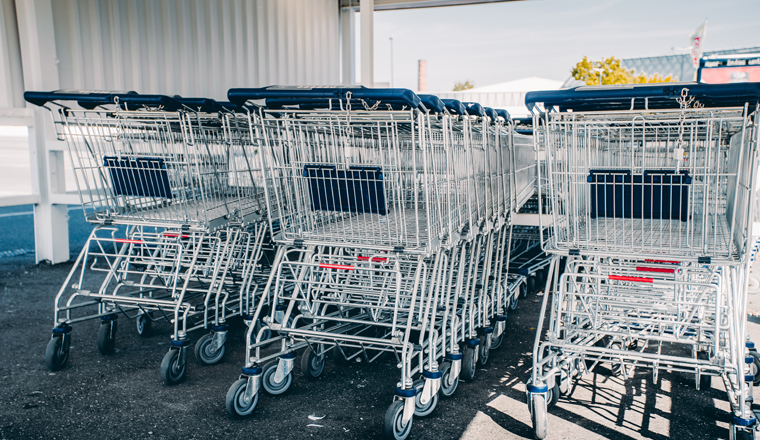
[[524, 83, 760, 439], [223, 86, 521, 439], [24, 91, 271, 384]]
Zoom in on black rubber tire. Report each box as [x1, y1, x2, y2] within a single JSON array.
[[478, 334, 490, 366], [510, 293, 519, 310], [160, 348, 187, 385], [520, 282, 528, 299], [195, 333, 225, 365], [697, 351, 712, 390], [301, 346, 326, 379], [45, 336, 70, 371], [261, 361, 292, 395], [530, 393, 547, 440], [750, 350, 760, 387], [547, 380, 560, 408], [413, 380, 438, 417], [462, 345, 477, 382], [97, 321, 117, 356], [491, 328, 505, 350], [225, 378, 258, 417], [136, 313, 152, 337], [383, 400, 413, 440], [527, 275, 537, 294], [439, 362, 459, 397], [535, 270, 546, 290]]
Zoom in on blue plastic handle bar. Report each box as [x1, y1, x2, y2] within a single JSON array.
[[495, 109, 512, 123], [228, 86, 422, 110], [172, 97, 226, 113], [484, 107, 498, 121], [115, 94, 182, 111], [441, 99, 466, 115], [265, 98, 413, 111], [525, 82, 760, 112], [463, 102, 485, 117], [24, 90, 136, 107], [418, 95, 445, 113]]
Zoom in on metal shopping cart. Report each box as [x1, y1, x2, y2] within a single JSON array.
[[223, 86, 521, 439], [24, 92, 271, 384], [524, 83, 760, 439]]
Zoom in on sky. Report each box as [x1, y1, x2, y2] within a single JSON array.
[[363, 0, 760, 92]]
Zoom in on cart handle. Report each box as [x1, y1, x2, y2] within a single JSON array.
[[24, 90, 135, 107], [463, 102, 485, 117], [171, 97, 229, 113], [608, 274, 653, 283], [227, 86, 421, 109], [636, 266, 675, 274], [525, 82, 760, 112], [484, 107, 498, 121], [115, 94, 182, 111], [418, 95, 445, 113], [441, 99, 466, 115], [495, 109, 512, 123]]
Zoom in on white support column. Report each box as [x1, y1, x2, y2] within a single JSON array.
[[340, 6, 355, 86], [359, 0, 373, 87], [15, 0, 69, 264]]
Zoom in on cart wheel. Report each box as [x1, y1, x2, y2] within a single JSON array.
[[225, 378, 258, 417], [136, 312, 152, 337], [750, 350, 760, 386], [439, 362, 459, 397], [491, 329, 505, 350], [45, 335, 70, 371], [696, 351, 712, 390], [536, 270, 545, 290], [530, 393, 548, 440], [510, 293, 519, 310], [731, 425, 755, 440], [261, 361, 292, 395], [160, 348, 187, 385], [610, 342, 626, 376], [97, 320, 117, 355], [547, 380, 560, 408], [478, 334, 491, 366], [527, 275, 536, 294], [383, 400, 413, 440], [195, 333, 225, 365], [462, 345, 477, 382], [413, 380, 438, 417], [301, 346, 325, 379], [520, 282, 528, 299]]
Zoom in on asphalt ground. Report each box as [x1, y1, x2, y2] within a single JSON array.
[[2, 256, 760, 440]]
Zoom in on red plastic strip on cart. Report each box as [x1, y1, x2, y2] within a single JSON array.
[[319, 264, 355, 271], [115, 239, 143, 244], [636, 266, 675, 274], [163, 233, 190, 238], [645, 259, 680, 265], [609, 275, 653, 283], [357, 256, 388, 262]]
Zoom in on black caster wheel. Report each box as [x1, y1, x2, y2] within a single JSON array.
[[462, 344, 477, 382], [195, 333, 226, 365], [547, 379, 560, 408], [520, 281, 528, 299], [226, 378, 258, 417], [45, 335, 71, 371], [440, 361, 459, 397], [527, 275, 537, 295], [510, 293, 519, 310], [160, 348, 187, 385], [478, 333, 491, 366], [301, 346, 326, 379], [383, 400, 413, 440], [136, 312, 152, 337], [529, 393, 547, 439], [97, 320, 117, 355], [333, 345, 350, 366], [413, 380, 438, 417], [261, 361, 292, 395], [491, 328, 505, 350], [749, 350, 760, 386]]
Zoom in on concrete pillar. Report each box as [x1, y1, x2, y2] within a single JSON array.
[[340, 6, 355, 86], [15, 0, 69, 264], [360, 0, 373, 87]]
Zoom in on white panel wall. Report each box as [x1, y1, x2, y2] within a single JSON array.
[[49, 0, 340, 100], [0, 0, 24, 108]]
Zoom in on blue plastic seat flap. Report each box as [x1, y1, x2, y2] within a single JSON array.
[[104, 156, 173, 199], [304, 165, 387, 216], [588, 170, 691, 221]]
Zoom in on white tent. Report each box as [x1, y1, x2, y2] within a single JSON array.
[[431, 77, 563, 118]]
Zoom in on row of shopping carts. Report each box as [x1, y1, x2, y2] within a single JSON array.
[[524, 83, 760, 440], [25, 86, 539, 440]]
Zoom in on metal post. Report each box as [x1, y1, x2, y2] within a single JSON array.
[[340, 6, 355, 86], [360, 0, 373, 87]]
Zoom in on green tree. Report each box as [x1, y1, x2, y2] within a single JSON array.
[[572, 56, 676, 85], [453, 80, 474, 91]]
